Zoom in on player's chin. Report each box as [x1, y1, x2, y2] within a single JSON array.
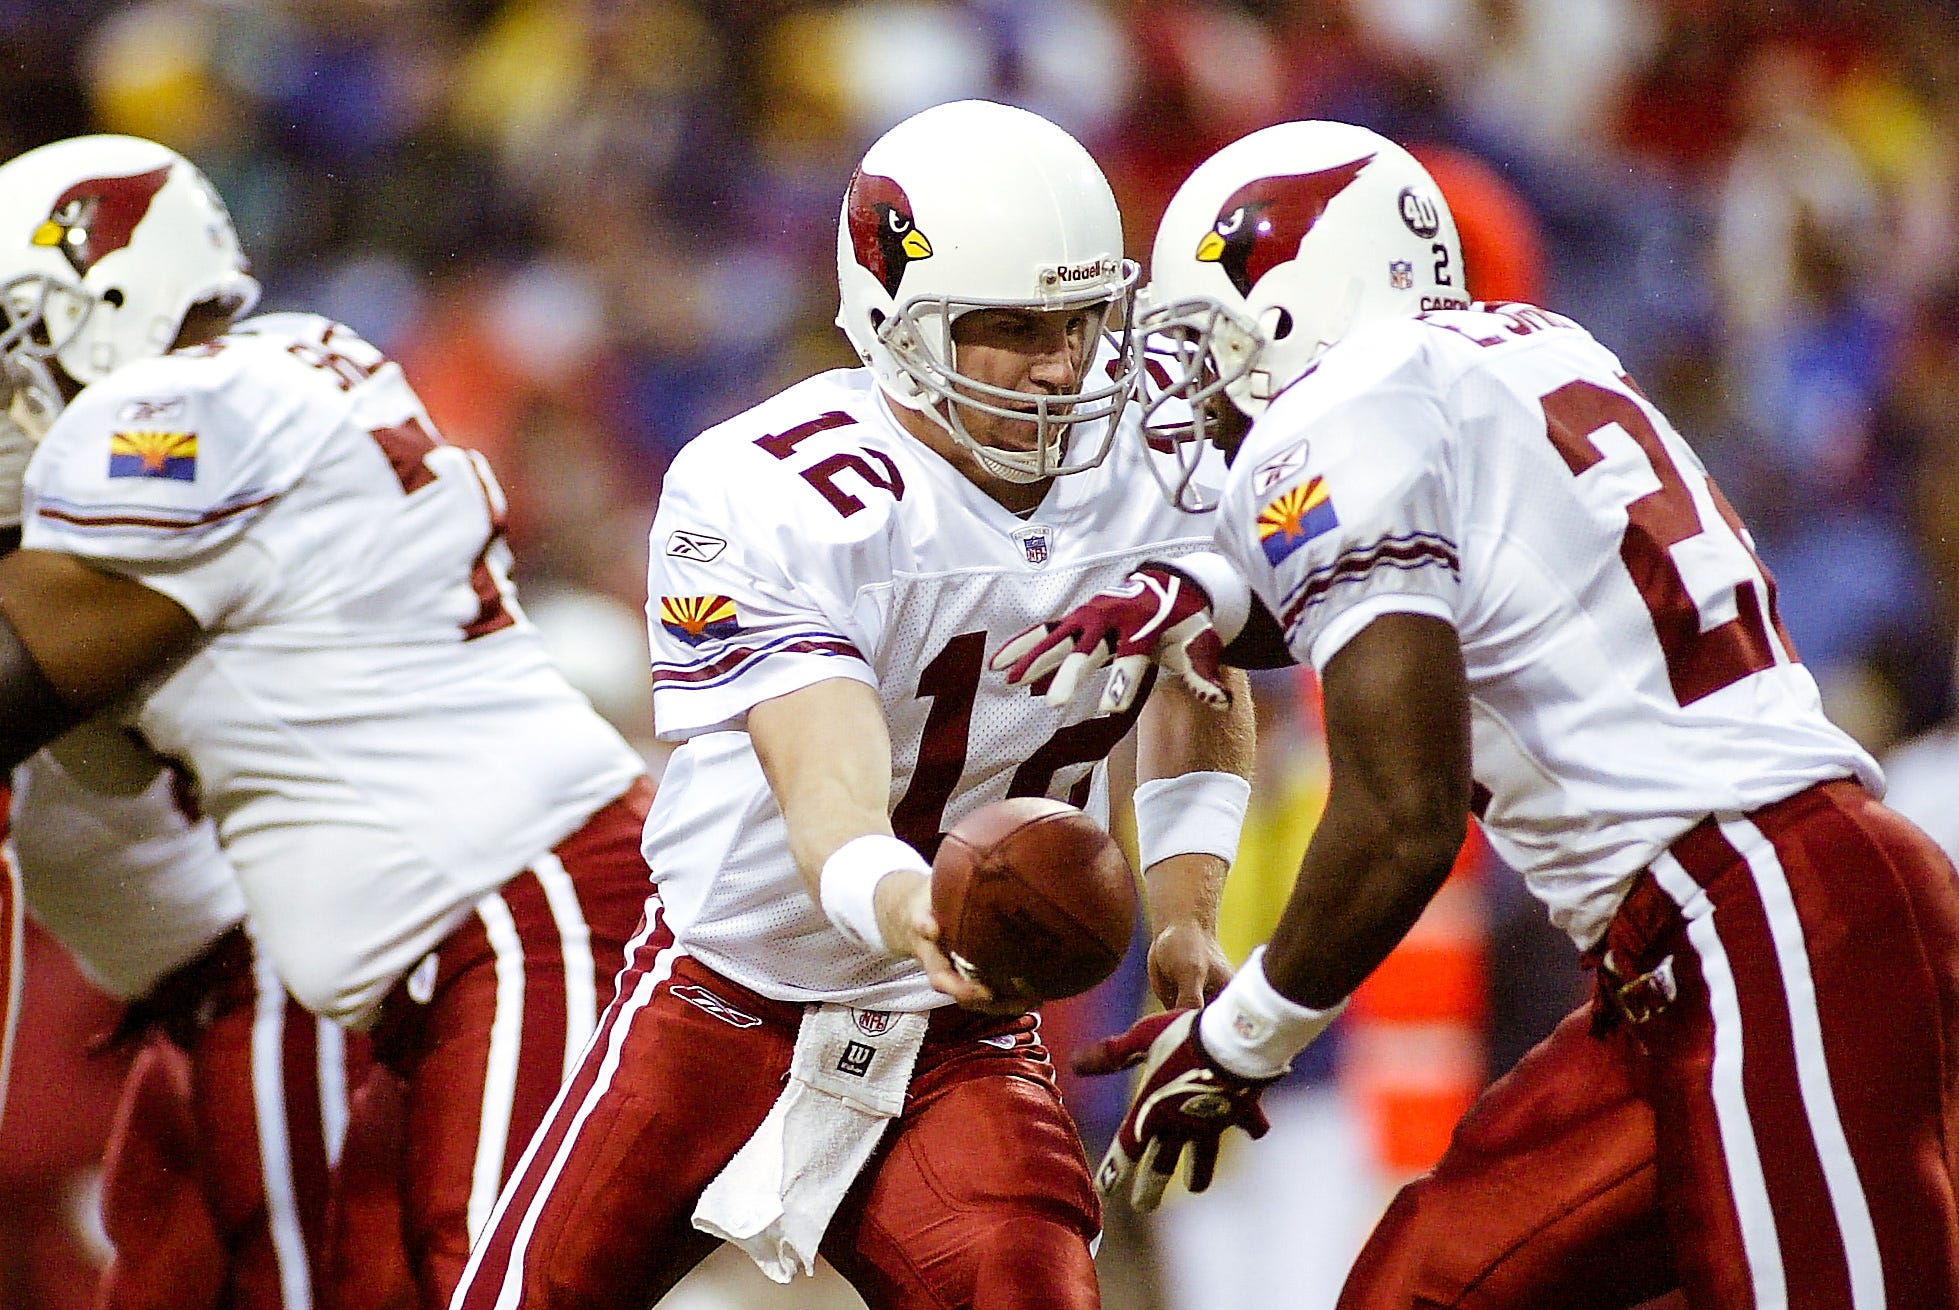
[[979, 417, 1041, 453]]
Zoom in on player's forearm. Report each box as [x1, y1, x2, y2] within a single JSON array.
[[1134, 669, 1253, 922], [0, 601, 78, 771], [746, 677, 902, 899], [1261, 612, 1470, 1011], [1136, 665, 1254, 783], [1266, 804, 1461, 1009], [1144, 852, 1225, 936], [0, 549, 201, 725]]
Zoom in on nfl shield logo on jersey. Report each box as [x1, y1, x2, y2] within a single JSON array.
[[1012, 525, 1053, 567]]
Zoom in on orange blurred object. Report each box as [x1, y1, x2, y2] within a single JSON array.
[[1410, 144, 1549, 306]]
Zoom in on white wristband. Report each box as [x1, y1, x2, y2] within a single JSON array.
[[1133, 771, 1252, 871], [1199, 947, 1347, 1080], [819, 834, 930, 956], [1159, 551, 1252, 644]]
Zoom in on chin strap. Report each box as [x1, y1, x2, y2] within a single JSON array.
[[1, 602, 79, 772]]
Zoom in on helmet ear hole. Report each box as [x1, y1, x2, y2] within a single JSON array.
[[869, 308, 886, 331], [1270, 307, 1294, 340], [102, 288, 125, 307]]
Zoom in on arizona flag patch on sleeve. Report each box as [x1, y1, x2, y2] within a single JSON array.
[[108, 430, 198, 481], [659, 594, 742, 646], [1257, 476, 1338, 566]]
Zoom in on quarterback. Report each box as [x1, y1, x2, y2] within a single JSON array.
[[0, 135, 656, 1306], [452, 100, 1255, 1310], [1005, 121, 1959, 1305]]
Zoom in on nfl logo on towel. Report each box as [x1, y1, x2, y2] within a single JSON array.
[[1012, 525, 1052, 567]]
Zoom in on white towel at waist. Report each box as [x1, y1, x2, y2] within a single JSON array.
[[692, 1003, 931, 1282]]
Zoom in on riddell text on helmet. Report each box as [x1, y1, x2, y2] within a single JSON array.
[[1043, 257, 1122, 284]]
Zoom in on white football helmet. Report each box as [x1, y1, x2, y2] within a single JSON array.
[[1138, 121, 1465, 510], [836, 99, 1138, 483], [0, 134, 259, 434]]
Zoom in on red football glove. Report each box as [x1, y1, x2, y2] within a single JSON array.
[[989, 563, 1229, 714], [1073, 1008, 1276, 1211]]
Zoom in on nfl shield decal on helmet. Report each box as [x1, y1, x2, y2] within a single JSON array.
[[1012, 525, 1053, 567], [1257, 476, 1337, 566], [659, 594, 741, 646]]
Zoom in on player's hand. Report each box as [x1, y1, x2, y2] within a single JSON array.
[[873, 872, 1004, 1011], [1073, 1009, 1276, 1211], [990, 564, 1229, 714], [1145, 922, 1233, 1011]]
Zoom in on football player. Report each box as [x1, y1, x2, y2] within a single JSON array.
[[7, 388, 369, 1309], [10, 736, 377, 1309], [0, 135, 657, 1306], [1000, 120, 1959, 1305], [451, 100, 1256, 1310]]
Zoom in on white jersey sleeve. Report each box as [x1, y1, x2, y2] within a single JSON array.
[[11, 724, 245, 1001], [646, 398, 884, 742], [22, 316, 343, 624], [1215, 342, 1460, 672]]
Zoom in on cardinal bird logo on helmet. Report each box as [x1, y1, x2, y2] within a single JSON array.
[[846, 169, 933, 298], [30, 164, 174, 278], [1197, 155, 1373, 298]]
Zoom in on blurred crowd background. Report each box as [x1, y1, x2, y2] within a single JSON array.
[[5, 1, 1959, 1307]]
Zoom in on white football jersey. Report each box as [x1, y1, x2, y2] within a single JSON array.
[[643, 367, 1219, 1009], [11, 726, 244, 1001], [1214, 303, 1879, 949], [20, 313, 646, 1024]]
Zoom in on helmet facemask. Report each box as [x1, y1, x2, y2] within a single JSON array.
[[882, 267, 1139, 483], [1133, 293, 1268, 512], [0, 272, 93, 438]]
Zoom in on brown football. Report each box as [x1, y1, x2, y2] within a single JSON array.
[[930, 797, 1137, 1003]]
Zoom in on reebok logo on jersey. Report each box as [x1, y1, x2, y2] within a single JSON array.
[[671, 984, 763, 1029], [1252, 442, 1309, 495], [1257, 476, 1337, 566], [658, 594, 741, 646], [118, 396, 185, 423], [666, 529, 727, 563], [109, 430, 197, 480]]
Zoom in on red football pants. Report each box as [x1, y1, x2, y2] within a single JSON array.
[[451, 901, 1104, 1310], [97, 925, 372, 1310], [327, 778, 654, 1310], [1340, 780, 1959, 1308]]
